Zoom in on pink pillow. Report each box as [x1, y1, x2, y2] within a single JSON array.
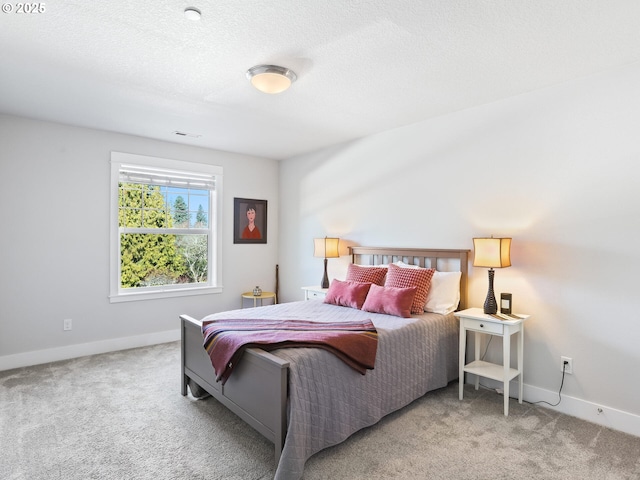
[[324, 279, 372, 309], [384, 263, 435, 314], [361, 284, 417, 318], [345, 263, 387, 286]]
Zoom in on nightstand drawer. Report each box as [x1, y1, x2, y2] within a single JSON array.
[[306, 290, 326, 300], [462, 318, 504, 335], [302, 286, 329, 300]]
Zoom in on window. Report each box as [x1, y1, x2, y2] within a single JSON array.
[[110, 152, 223, 302]]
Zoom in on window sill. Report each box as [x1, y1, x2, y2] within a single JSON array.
[[109, 285, 223, 303]]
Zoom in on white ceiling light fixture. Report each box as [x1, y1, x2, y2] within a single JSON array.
[[184, 7, 201, 21], [246, 65, 297, 94]]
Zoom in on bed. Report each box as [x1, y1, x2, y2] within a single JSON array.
[[180, 246, 469, 479]]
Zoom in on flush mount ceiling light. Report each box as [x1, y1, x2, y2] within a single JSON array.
[[184, 7, 201, 21], [246, 65, 297, 94]]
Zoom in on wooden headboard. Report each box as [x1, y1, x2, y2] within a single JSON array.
[[348, 246, 471, 311]]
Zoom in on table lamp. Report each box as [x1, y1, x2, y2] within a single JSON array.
[[314, 237, 340, 288], [473, 237, 511, 314]]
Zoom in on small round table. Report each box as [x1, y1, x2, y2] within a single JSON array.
[[241, 291, 277, 308]]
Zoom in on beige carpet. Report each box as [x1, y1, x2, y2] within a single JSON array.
[[1, 341, 639, 479]]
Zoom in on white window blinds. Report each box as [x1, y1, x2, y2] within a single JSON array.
[[119, 163, 216, 190]]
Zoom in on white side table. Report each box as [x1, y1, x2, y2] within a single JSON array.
[[455, 307, 530, 416], [301, 286, 328, 301]]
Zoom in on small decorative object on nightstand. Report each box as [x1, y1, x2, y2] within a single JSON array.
[[253, 285, 262, 296], [301, 286, 329, 301], [455, 307, 530, 416], [500, 293, 512, 314]]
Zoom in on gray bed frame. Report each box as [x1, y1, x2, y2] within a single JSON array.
[[180, 246, 469, 464]]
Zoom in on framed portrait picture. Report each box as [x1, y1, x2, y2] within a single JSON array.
[[234, 198, 267, 244]]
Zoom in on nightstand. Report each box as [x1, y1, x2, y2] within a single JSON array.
[[241, 291, 277, 308], [301, 286, 328, 301], [455, 307, 530, 416]]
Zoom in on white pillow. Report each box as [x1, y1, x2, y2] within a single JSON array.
[[393, 262, 461, 314], [393, 261, 419, 268], [424, 271, 461, 315]]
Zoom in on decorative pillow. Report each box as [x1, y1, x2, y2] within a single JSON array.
[[324, 279, 372, 309], [361, 284, 417, 318], [384, 263, 435, 314], [424, 271, 462, 315], [345, 263, 387, 286]]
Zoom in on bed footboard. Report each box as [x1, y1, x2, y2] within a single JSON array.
[[180, 314, 289, 463]]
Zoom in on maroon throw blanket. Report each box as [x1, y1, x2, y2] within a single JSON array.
[[202, 318, 378, 384]]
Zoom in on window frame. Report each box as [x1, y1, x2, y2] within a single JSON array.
[[109, 152, 223, 303]]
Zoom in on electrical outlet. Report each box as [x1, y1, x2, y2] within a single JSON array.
[[63, 318, 72, 331], [561, 356, 573, 374]]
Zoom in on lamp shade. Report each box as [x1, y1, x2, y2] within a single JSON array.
[[473, 237, 511, 268], [314, 237, 340, 259]]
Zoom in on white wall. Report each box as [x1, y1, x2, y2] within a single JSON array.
[[278, 62, 640, 434], [0, 115, 279, 367]]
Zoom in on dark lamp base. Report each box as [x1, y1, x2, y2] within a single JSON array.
[[321, 258, 330, 289], [483, 268, 498, 314]]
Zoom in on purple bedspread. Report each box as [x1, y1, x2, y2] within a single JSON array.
[[202, 318, 378, 384]]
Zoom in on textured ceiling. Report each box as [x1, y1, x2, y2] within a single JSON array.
[[1, 1, 639, 160]]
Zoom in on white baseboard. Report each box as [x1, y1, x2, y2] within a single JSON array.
[[522, 383, 640, 438], [0, 329, 181, 371], [468, 377, 640, 438]]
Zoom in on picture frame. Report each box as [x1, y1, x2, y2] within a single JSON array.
[[233, 198, 267, 244]]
